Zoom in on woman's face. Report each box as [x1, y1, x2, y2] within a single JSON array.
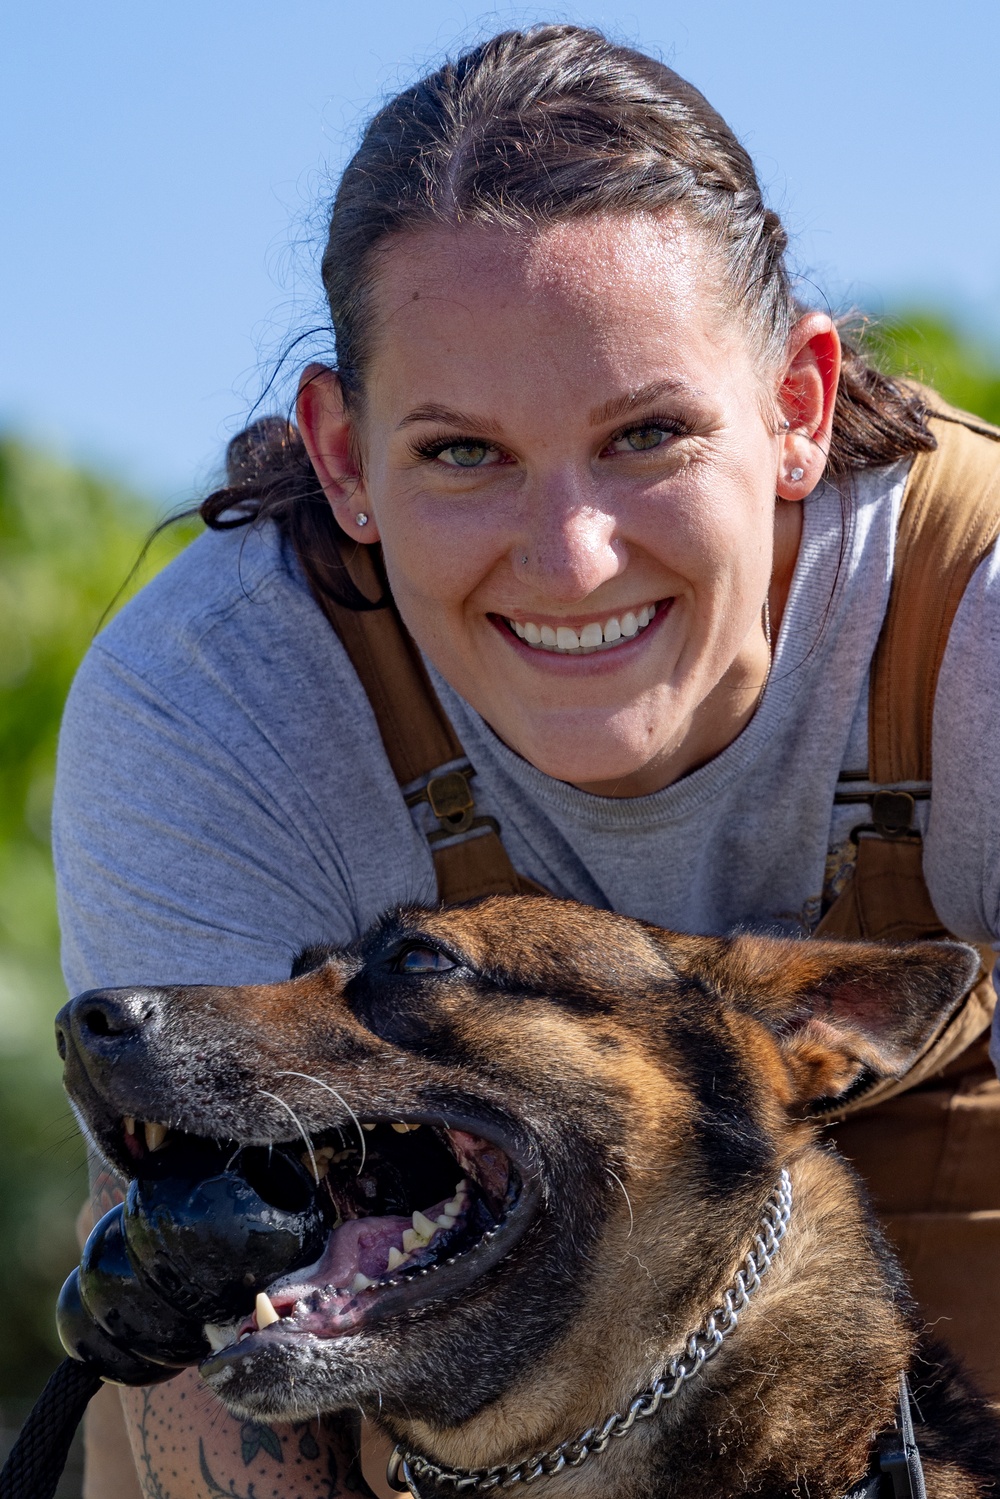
[[302, 214, 829, 796]]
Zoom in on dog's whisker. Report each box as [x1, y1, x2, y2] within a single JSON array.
[[607, 1169, 634, 1236], [258, 1089, 319, 1182], [276, 1070, 367, 1176]]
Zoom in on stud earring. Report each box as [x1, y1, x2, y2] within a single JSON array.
[[355, 513, 369, 527], [782, 418, 791, 431], [789, 467, 804, 483]]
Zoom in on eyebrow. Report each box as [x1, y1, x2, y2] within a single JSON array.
[[587, 378, 702, 427], [396, 403, 505, 435], [396, 378, 703, 435]]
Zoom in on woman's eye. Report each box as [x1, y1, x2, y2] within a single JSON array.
[[607, 425, 672, 454], [436, 442, 501, 468], [395, 946, 456, 974]]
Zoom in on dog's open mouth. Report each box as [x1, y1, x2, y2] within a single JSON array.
[[118, 1111, 535, 1354]]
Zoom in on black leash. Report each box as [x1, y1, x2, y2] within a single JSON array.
[[846, 1373, 927, 1499], [0, 1359, 101, 1499]]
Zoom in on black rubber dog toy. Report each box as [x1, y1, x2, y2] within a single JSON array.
[[0, 1146, 329, 1499]]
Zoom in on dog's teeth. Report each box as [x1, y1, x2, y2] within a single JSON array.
[[361, 1122, 376, 1132], [123, 1116, 136, 1136], [351, 1273, 373, 1292], [255, 1292, 280, 1329], [401, 1228, 423, 1253], [411, 1210, 437, 1240], [144, 1122, 168, 1152], [436, 1214, 453, 1228], [386, 1246, 406, 1272]]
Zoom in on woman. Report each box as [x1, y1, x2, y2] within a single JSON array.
[[54, 24, 1000, 1498]]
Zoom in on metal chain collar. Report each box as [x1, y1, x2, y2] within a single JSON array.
[[387, 1168, 793, 1496]]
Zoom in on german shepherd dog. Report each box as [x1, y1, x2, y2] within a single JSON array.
[[57, 897, 1000, 1497]]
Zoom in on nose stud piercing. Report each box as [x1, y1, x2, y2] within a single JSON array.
[[790, 467, 805, 482], [355, 513, 369, 527], [521, 554, 528, 565]]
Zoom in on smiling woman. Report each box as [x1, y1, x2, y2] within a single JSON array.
[[51, 20, 1000, 1499]]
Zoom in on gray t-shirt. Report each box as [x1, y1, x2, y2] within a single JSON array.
[[52, 462, 1000, 1061]]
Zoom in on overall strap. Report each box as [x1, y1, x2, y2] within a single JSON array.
[[817, 389, 1000, 1103], [309, 543, 532, 904]]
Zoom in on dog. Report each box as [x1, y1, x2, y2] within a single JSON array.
[[56, 896, 1000, 1497]]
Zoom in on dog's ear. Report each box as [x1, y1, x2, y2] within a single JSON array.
[[720, 936, 981, 1108]]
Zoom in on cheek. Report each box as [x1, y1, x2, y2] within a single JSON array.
[[378, 486, 515, 610]]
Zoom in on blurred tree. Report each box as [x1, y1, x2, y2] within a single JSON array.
[[0, 437, 199, 1398], [866, 308, 1000, 426]]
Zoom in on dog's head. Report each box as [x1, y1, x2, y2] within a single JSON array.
[[56, 897, 976, 1445]]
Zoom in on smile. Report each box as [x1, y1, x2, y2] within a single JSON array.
[[506, 603, 658, 654]]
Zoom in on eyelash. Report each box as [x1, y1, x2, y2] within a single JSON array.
[[409, 412, 692, 466]]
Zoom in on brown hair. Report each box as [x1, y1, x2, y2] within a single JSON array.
[[201, 24, 935, 611]]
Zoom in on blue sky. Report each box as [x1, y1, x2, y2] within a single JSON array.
[[3, 0, 998, 500]]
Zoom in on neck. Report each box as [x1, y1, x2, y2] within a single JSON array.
[[389, 1152, 912, 1499]]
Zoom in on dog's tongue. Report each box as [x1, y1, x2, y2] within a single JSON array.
[[312, 1214, 412, 1285]]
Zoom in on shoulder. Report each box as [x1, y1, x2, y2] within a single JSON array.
[[68, 520, 370, 736]]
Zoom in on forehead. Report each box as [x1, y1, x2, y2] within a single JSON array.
[[363, 213, 739, 408]]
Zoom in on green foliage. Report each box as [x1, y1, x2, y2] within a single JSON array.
[[0, 436, 199, 1397], [866, 308, 1000, 426]]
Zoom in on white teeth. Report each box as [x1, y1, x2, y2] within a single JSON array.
[[436, 1213, 454, 1228], [350, 1273, 373, 1293], [144, 1122, 168, 1152], [386, 1246, 406, 1272], [255, 1292, 280, 1329], [511, 604, 657, 653], [401, 1227, 424, 1253], [411, 1209, 438, 1240], [123, 1117, 136, 1136]]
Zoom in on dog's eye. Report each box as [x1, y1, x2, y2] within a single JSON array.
[[394, 946, 456, 974]]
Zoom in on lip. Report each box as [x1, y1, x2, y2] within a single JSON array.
[[488, 598, 670, 673]]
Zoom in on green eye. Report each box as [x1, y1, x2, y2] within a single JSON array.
[[396, 946, 456, 974], [440, 442, 495, 468], [623, 426, 667, 452]]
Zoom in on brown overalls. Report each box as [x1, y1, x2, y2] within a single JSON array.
[[314, 391, 1000, 1397]]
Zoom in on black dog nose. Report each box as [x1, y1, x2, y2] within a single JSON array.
[[56, 987, 165, 1064]]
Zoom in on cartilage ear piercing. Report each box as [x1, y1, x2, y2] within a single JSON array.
[[790, 467, 804, 483], [782, 418, 791, 431], [355, 513, 369, 527]]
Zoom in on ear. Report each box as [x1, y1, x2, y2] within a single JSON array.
[[775, 312, 841, 502], [296, 364, 381, 543], [720, 936, 980, 1108]]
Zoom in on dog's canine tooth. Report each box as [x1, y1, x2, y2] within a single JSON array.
[[123, 1116, 136, 1136], [255, 1292, 280, 1329], [144, 1121, 168, 1152]]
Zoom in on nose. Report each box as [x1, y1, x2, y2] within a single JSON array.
[[55, 987, 165, 1068], [519, 475, 620, 603]]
